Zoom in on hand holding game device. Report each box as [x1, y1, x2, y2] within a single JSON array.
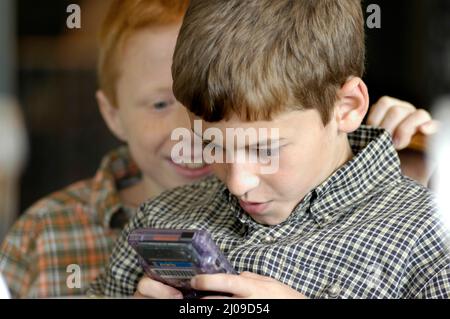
[[128, 228, 237, 299]]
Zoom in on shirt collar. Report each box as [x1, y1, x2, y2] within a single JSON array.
[[225, 125, 402, 227], [301, 125, 402, 227], [90, 146, 142, 229]]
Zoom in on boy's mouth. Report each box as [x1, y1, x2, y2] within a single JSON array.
[[167, 158, 212, 179], [239, 199, 271, 215]]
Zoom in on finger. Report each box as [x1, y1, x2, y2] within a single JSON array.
[[136, 277, 183, 299], [201, 295, 235, 300], [392, 109, 432, 149], [367, 96, 416, 127], [419, 120, 440, 135], [191, 274, 251, 297], [367, 96, 396, 127], [379, 106, 415, 135], [240, 271, 263, 279], [240, 271, 275, 282]]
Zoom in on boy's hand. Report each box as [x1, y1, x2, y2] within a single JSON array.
[[191, 271, 307, 299], [367, 96, 439, 150], [134, 276, 184, 299]]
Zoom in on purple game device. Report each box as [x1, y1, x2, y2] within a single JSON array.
[[128, 228, 237, 298]]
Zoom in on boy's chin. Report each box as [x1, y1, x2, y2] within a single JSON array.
[[245, 206, 289, 226], [251, 214, 287, 226]]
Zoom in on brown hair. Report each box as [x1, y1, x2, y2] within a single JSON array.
[[172, 0, 365, 124], [98, 0, 190, 106]]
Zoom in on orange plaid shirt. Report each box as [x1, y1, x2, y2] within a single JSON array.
[[0, 147, 141, 298]]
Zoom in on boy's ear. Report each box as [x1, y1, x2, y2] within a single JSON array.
[[96, 90, 128, 142], [334, 77, 369, 133]]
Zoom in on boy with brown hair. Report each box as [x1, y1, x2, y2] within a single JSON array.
[[91, 0, 449, 298]]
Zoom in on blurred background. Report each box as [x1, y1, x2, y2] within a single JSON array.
[[0, 0, 449, 240]]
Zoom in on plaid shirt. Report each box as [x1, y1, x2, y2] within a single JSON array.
[[0, 146, 141, 298], [90, 126, 450, 299]]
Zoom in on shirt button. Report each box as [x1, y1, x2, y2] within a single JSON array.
[[326, 283, 341, 299], [322, 215, 331, 224], [262, 235, 275, 244]]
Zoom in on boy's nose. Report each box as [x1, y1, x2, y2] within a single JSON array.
[[225, 163, 259, 198]]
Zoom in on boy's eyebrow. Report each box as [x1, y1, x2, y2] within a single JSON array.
[[139, 87, 173, 98], [151, 87, 173, 93], [192, 129, 285, 148], [135, 88, 173, 105], [247, 138, 285, 148]]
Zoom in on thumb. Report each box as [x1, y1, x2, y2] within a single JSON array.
[[240, 271, 275, 282]]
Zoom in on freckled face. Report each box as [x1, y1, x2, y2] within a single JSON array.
[[115, 25, 211, 196]]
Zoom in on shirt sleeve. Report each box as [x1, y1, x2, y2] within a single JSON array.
[[0, 212, 40, 298], [402, 212, 450, 299], [88, 204, 147, 297], [414, 265, 450, 299]]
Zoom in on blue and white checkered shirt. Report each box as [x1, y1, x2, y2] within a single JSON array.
[[90, 126, 450, 298]]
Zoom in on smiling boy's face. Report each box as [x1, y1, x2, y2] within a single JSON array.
[[194, 109, 353, 225], [98, 25, 211, 199]]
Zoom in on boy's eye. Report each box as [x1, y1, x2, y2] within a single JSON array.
[[257, 148, 278, 157], [202, 140, 213, 153], [153, 99, 174, 110], [202, 140, 209, 148]]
